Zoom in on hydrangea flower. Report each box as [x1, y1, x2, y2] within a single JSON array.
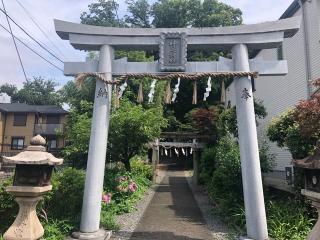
[[129, 182, 137, 192], [102, 193, 112, 204]]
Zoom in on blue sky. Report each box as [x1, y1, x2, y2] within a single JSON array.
[[0, 0, 293, 88]]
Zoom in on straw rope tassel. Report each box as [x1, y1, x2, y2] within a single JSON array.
[[220, 80, 226, 103], [114, 85, 120, 108], [192, 81, 197, 105], [137, 81, 144, 103], [164, 80, 172, 104]]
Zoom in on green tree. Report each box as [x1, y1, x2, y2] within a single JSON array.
[[80, 0, 124, 27], [0, 83, 17, 97], [125, 0, 151, 27], [108, 99, 167, 171], [3, 77, 61, 105], [151, 0, 190, 28], [189, 0, 242, 27], [80, 0, 243, 121], [62, 101, 93, 168], [59, 78, 96, 110], [267, 109, 318, 159], [217, 99, 267, 138], [151, 0, 242, 28]]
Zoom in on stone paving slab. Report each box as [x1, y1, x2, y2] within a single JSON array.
[[130, 170, 214, 240]]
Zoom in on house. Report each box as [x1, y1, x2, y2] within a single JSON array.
[[225, 0, 320, 191], [0, 103, 68, 158]]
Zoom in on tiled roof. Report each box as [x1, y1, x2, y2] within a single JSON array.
[[0, 103, 68, 114]]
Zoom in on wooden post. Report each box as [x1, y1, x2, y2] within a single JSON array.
[[192, 139, 199, 185], [152, 139, 159, 183]]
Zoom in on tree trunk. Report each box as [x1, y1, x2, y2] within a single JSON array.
[[123, 158, 131, 172], [123, 141, 131, 171]]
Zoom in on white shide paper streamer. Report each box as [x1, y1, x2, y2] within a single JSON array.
[[174, 148, 179, 156], [182, 148, 185, 155], [118, 81, 128, 98], [148, 79, 157, 103], [203, 76, 212, 101], [171, 77, 181, 103]]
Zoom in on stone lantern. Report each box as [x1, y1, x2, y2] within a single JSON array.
[[293, 141, 320, 240], [3, 135, 63, 240]]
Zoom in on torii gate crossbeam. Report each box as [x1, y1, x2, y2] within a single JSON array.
[[55, 17, 300, 240]]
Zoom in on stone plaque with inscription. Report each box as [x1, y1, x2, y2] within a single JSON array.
[[159, 32, 187, 72]]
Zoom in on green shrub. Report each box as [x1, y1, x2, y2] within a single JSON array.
[[208, 135, 243, 217], [199, 147, 216, 185], [45, 168, 85, 224], [267, 198, 314, 240], [203, 136, 276, 231], [131, 156, 153, 180], [100, 211, 120, 231], [259, 140, 275, 173], [103, 159, 151, 215], [43, 219, 73, 240], [0, 157, 152, 238], [267, 109, 318, 159], [0, 177, 17, 234]]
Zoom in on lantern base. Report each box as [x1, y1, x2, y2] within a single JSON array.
[[69, 229, 112, 240], [3, 196, 44, 240]]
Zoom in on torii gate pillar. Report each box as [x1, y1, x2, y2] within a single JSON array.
[[72, 45, 113, 240], [233, 44, 268, 239]]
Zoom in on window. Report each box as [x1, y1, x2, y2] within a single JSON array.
[[11, 137, 24, 150], [46, 115, 60, 124], [277, 45, 283, 60], [47, 139, 57, 150], [13, 113, 27, 126]]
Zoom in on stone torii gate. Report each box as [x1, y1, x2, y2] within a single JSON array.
[[55, 17, 300, 240]]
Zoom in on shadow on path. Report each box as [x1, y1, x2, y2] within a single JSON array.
[[130, 169, 213, 240]]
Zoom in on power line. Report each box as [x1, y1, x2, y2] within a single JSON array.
[[14, 0, 68, 61], [0, 22, 63, 72], [1, 0, 27, 81], [0, 7, 64, 63]]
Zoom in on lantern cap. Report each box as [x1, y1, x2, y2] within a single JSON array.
[[293, 141, 320, 169], [30, 134, 46, 146], [2, 135, 63, 166]]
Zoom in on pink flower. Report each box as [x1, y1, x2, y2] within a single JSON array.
[[102, 193, 112, 204], [129, 182, 137, 192]]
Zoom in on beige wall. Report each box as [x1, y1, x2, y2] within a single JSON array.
[[1, 112, 67, 153], [0, 112, 4, 152], [2, 113, 35, 149]]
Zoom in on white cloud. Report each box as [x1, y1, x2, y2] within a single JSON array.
[[0, 0, 294, 88]]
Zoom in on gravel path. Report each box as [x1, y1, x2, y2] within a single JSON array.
[[111, 169, 232, 240], [130, 170, 214, 240], [185, 171, 231, 240], [110, 188, 156, 240]]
